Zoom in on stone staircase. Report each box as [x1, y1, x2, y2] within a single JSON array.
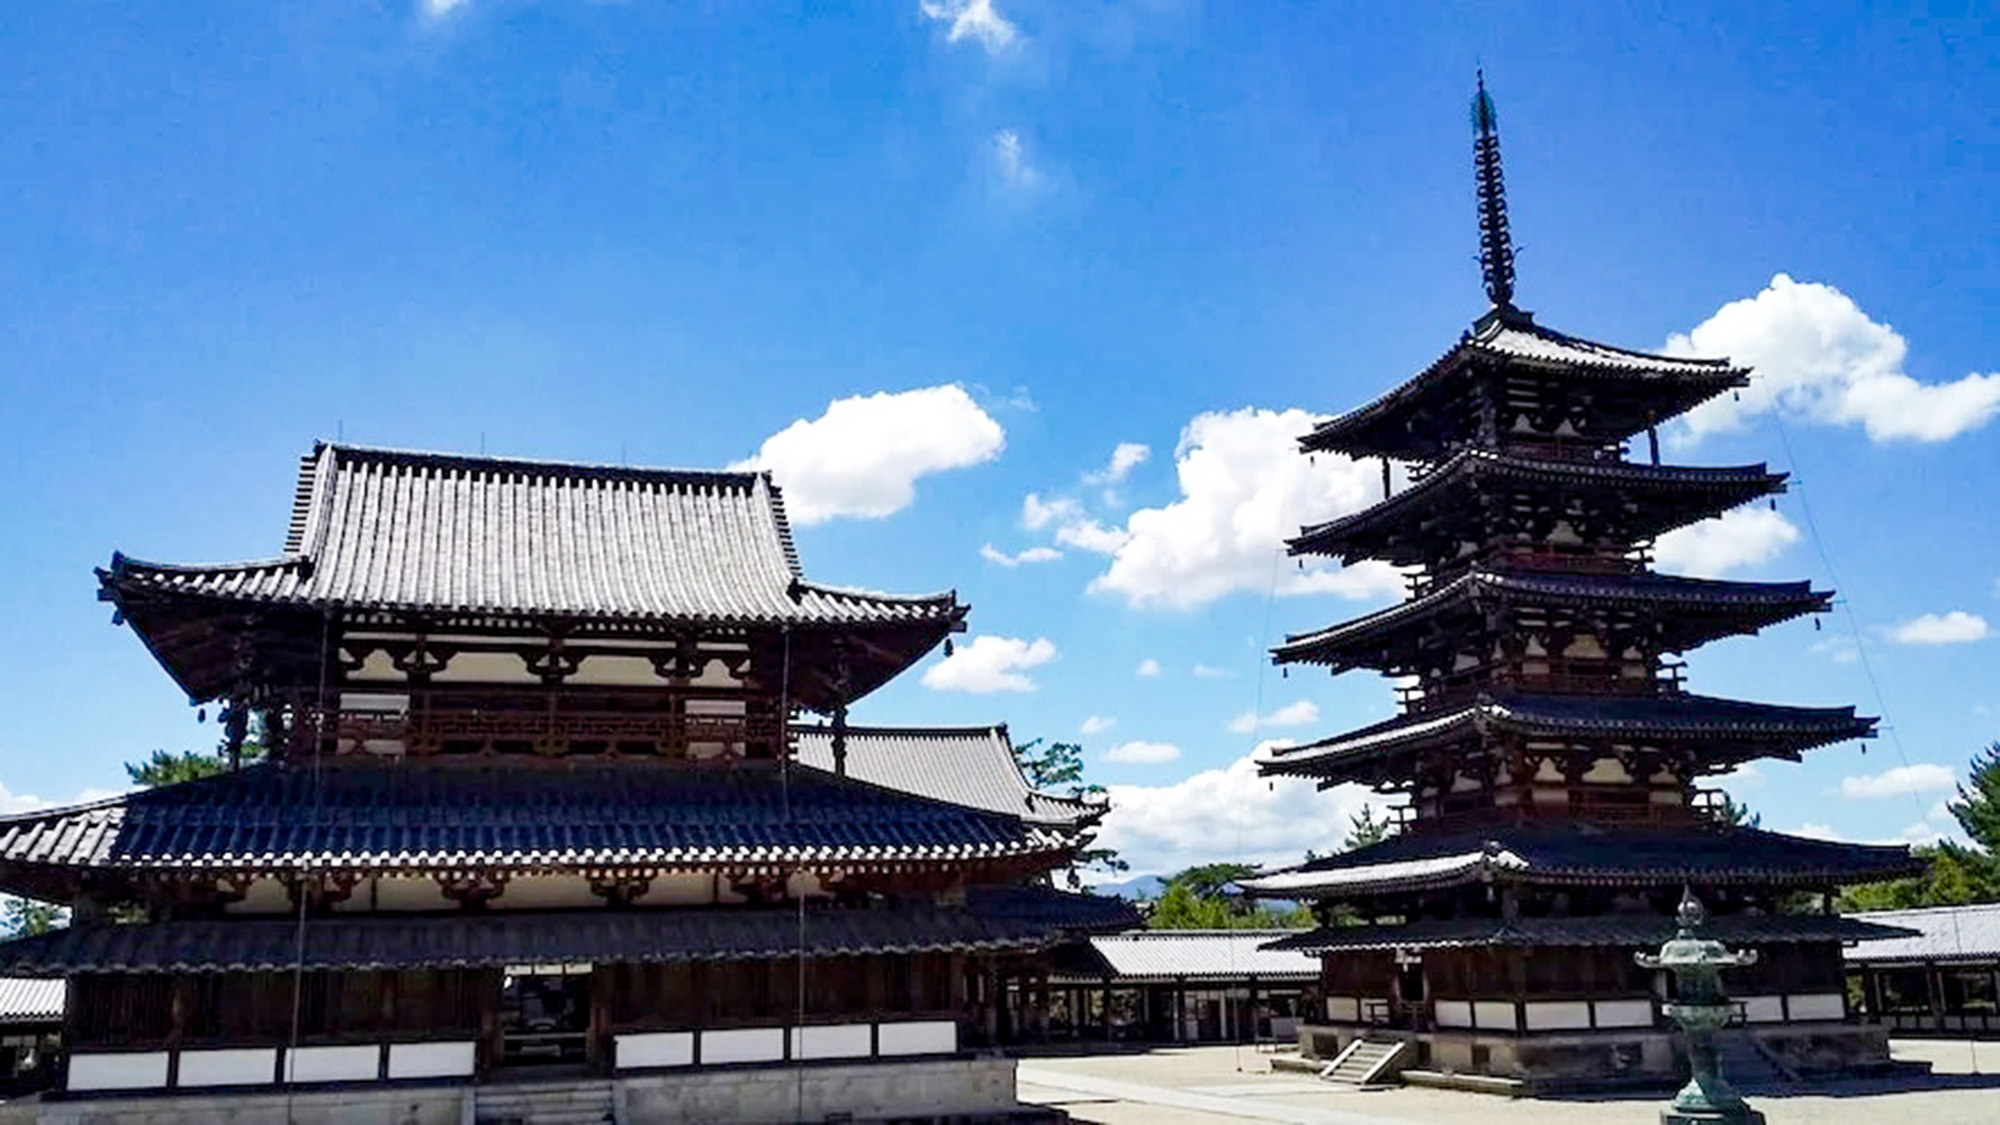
[[1319, 1035, 1406, 1086], [1713, 1030, 1797, 1089], [473, 1078, 616, 1125]]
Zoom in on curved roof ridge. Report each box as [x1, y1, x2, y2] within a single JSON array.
[[309, 440, 769, 488]]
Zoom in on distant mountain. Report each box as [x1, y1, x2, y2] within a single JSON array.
[[1087, 874, 1168, 900]]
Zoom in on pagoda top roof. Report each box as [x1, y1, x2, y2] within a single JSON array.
[[103, 442, 962, 628], [1262, 912, 1913, 955], [0, 887, 1138, 977], [1301, 310, 1749, 460], [0, 757, 1075, 902], [1239, 822, 1919, 898], [1276, 571, 1830, 668], [792, 723, 1103, 828], [1259, 691, 1875, 783]]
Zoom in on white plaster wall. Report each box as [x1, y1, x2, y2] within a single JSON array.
[[346, 649, 403, 682], [616, 1032, 695, 1070], [636, 873, 716, 907], [375, 876, 452, 912], [1741, 996, 1785, 1024], [386, 1041, 475, 1079], [571, 654, 662, 687], [223, 877, 294, 916], [701, 1028, 785, 1065], [877, 1020, 957, 1056], [286, 1044, 381, 1083], [1523, 1001, 1592, 1031], [1433, 1000, 1473, 1029], [68, 1052, 169, 1092], [1788, 993, 1846, 1021], [493, 875, 598, 911], [790, 1024, 872, 1060], [432, 652, 536, 684], [176, 1048, 276, 1087], [1472, 1001, 1517, 1031], [1325, 997, 1359, 1022], [1595, 999, 1655, 1028], [621, 1056, 1014, 1124]]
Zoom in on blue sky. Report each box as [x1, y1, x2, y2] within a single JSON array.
[[1, 2, 1996, 878]]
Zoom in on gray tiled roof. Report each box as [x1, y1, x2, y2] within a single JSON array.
[[1289, 449, 1784, 564], [1846, 903, 2000, 965], [1261, 692, 1875, 780], [793, 724, 1102, 827], [1240, 824, 1919, 898], [0, 889, 1135, 976], [1052, 931, 1321, 983], [0, 977, 62, 1024], [1276, 571, 1829, 668], [102, 443, 961, 628], [1302, 314, 1747, 458], [1264, 912, 1914, 954], [0, 759, 1070, 881]]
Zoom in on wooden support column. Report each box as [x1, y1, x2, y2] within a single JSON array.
[[587, 967, 612, 1075], [1101, 979, 1113, 1042]]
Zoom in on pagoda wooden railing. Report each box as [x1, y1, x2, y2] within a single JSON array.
[[1400, 668, 1678, 713], [1495, 437, 1630, 464], [334, 709, 784, 756]]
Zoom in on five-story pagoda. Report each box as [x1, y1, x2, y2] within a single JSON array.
[[1242, 79, 1921, 1088]]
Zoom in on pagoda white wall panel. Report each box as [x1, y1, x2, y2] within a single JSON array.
[[1433, 1000, 1473, 1028], [347, 650, 403, 682], [1325, 997, 1359, 1022], [177, 1048, 276, 1087], [432, 652, 537, 684], [223, 877, 292, 915], [1523, 1001, 1592, 1031], [1472, 1001, 1517, 1031], [790, 1024, 872, 1060], [285, 1044, 381, 1083], [386, 1041, 476, 1079], [701, 1028, 785, 1065], [1741, 996, 1785, 1024], [1788, 993, 1846, 1021], [877, 1020, 957, 1056], [615, 1031, 695, 1069], [1595, 999, 1655, 1028], [68, 1052, 169, 1091]]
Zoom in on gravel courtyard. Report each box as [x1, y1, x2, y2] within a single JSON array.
[[1016, 1040, 2000, 1125]]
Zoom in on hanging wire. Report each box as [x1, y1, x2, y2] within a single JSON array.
[[1752, 373, 1980, 1073], [775, 627, 811, 1119], [1231, 543, 1288, 1073], [284, 610, 334, 1124]]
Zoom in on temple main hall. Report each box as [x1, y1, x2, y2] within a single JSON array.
[[0, 443, 1129, 1122], [1242, 79, 1920, 1090]]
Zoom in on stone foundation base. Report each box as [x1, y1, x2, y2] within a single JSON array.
[[0, 1056, 1027, 1124], [1297, 1021, 1894, 1092]]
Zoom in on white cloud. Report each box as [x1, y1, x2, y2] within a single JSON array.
[[1095, 745, 1372, 876], [1192, 664, 1234, 680], [0, 780, 125, 815], [1669, 274, 2000, 444], [1022, 493, 1081, 531], [1810, 635, 1860, 664], [1084, 408, 1405, 609], [1793, 822, 1847, 842], [1226, 700, 1320, 734], [918, 0, 1019, 54], [1084, 442, 1151, 486], [1103, 741, 1181, 765], [1054, 518, 1131, 554], [734, 385, 1004, 525], [991, 129, 1046, 194], [920, 635, 1056, 693], [1840, 763, 1957, 799], [1889, 611, 1990, 646], [1653, 507, 1799, 578], [980, 543, 1062, 567], [1080, 715, 1117, 736], [420, 0, 468, 17], [1134, 657, 1162, 678]]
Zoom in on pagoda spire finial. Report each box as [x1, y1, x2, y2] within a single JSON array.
[[1471, 70, 1518, 311]]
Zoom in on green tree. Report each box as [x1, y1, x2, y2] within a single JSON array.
[[1842, 843, 2000, 911], [1948, 743, 2000, 851], [125, 735, 266, 788], [1143, 863, 1312, 930], [1716, 793, 1761, 829], [1, 897, 68, 938], [1012, 737, 1128, 890], [1343, 805, 1393, 850]]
